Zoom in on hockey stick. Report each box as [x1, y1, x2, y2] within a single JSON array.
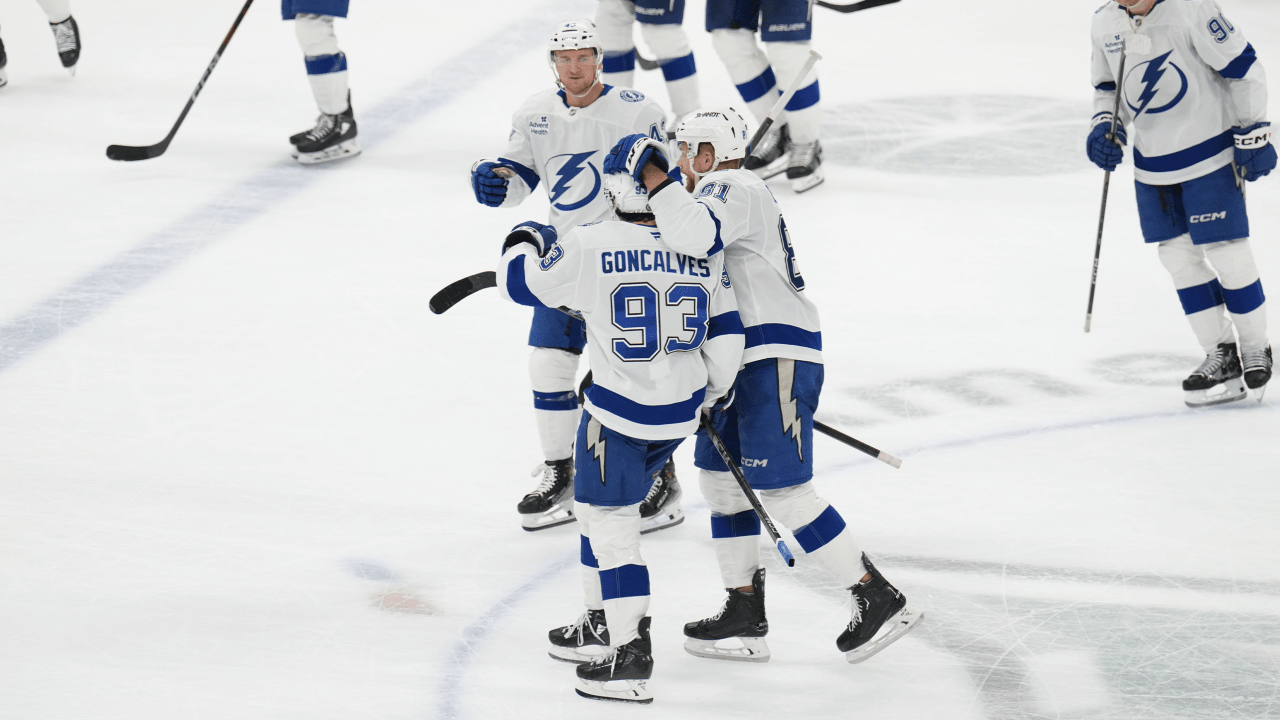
[[701, 419, 796, 567], [815, 0, 901, 13], [429, 271, 497, 314], [106, 0, 255, 161], [1084, 43, 1128, 332], [744, 50, 822, 161], [814, 421, 902, 469]]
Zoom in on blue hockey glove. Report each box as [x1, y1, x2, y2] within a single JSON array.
[[502, 221, 557, 256], [1086, 115, 1127, 172], [471, 160, 511, 207], [604, 133, 669, 180], [1234, 123, 1276, 181]]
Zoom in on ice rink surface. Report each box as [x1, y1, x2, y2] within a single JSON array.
[[2, 0, 1279, 717]]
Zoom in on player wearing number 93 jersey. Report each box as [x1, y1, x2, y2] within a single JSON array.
[[496, 172, 743, 704]]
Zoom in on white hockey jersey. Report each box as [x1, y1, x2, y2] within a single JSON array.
[[497, 221, 744, 440], [647, 168, 822, 366], [496, 86, 669, 233], [1091, 0, 1269, 185]]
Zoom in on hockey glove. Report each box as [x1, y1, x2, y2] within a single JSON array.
[[502, 221, 557, 257], [1086, 115, 1127, 172], [604, 134, 670, 181], [1233, 123, 1276, 181], [471, 159, 511, 207]]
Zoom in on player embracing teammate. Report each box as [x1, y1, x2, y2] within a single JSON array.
[[1088, 0, 1274, 406]]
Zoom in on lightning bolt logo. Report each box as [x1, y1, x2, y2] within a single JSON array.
[[586, 415, 608, 486], [777, 359, 804, 462], [549, 151, 602, 212], [1126, 50, 1188, 117]]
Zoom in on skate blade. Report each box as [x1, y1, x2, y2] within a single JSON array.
[[790, 168, 825, 194], [640, 506, 684, 535], [1256, 384, 1268, 404], [683, 636, 770, 663], [845, 606, 923, 664], [520, 502, 576, 532], [1184, 377, 1247, 408], [575, 678, 653, 704], [296, 138, 361, 165], [548, 644, 609, 664]]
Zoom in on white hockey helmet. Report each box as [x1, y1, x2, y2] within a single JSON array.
[[547, 20, 603, 93], [675, 107, 750, 168], [602, 172, 653, 219]]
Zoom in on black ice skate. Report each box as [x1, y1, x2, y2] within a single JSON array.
[[575, 616, 653, 704], [548, 608, 610, 664], [639, 457, 683, 534], [0, 36, 8, 88], [49, 16, 80, 75], [786, 139, 824, 193], [1182, 342, 1247, 408], [518, 458, 575, 531], [1243, 345, 1272, 402], [744, 122, 791, 180], [683, 567, 770, 662], [292, 98, 360, 165], [838, 554, 922, 664]]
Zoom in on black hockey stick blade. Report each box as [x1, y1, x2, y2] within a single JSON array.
[[429, 271, 497, 314], [106, 138, 173, 162], [814, 421, 902, 468], [816, 0, 902, 13]]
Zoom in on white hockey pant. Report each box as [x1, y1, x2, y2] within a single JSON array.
[[1158, 234, 1269, 353], [711, 30, 821, 144], [35, 0, 71, 23], [529, 347, 581, 461], [295, 14, 349, 115], [596, 0, 637, 87], [577, 501, 649, 646], [700, 471, 865, 589]]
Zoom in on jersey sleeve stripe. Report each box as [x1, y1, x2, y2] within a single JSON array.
[[1218, 43, 1257, 80], [585, 384, 707, 426], [503, 256, 547, 308], [497, 157, 541, 191], [707, 311, 744, 339], [1133, 130, 1233, 173], [704, 206, 725, 256], [744, 323, 822, 351]]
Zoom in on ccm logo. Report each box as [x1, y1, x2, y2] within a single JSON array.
[[741, 458, 769, 468], [1190, 212, 1227, 223], [1238, 135, 1271, 147]]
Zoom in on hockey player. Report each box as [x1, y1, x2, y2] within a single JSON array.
[[283, 0, 359, 165], [1089, 0, 1274, 406], [703, 0, 824, 192], [604, 108, 922, 664], [496, 173, 744, 703], [0, 0, 81, 87], [470, 20, 685, 534], [594, 0, 700, 121]]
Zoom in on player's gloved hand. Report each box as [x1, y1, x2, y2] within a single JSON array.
[[502, 221, 558, 256], [1086, 115, 1127, 172], [605, 134, 670, 180], [702, 389, 735, 419], [1233, 123, 1276, 181], [471, 159, 511, 207]]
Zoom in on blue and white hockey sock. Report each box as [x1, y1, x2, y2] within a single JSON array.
[[1159, 235, 1235, 352], [763, 483, 865, 588], [765, 41, 821, 145], [711, 29, 778, 127], [600, 565, 650, 646], [641, 24, 699, 119], [530, 348, 581, 461], [596, 0, 637, 88], [35, 0, 71, 23], [295, 14, 349, 115], [711, 509, 762, 589], [579, 532, 604, 610], [1205, 238, 1269, 352]]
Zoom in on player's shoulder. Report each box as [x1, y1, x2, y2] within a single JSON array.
[[1091, 1, 1126, 29], [694, 168, 771, 202], [513, 88, 561, 116], [597, 86, 667, 123]]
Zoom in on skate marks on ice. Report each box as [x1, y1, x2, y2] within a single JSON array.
[[0, 0, 589, 377], [821, 353, 1202, 428], [345, 558, 434, 615], [823, 96, 1094, 177], [766, 551, 1280, 720]]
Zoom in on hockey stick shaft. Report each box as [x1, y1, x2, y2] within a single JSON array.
[[744, 50, 822, 159], [701, 419, 795, 567], [1084, 46, 1127, 332], [429, 271, 497, 314], [815, 0, 902, 13], [106, 0, 256, 161], [814, 421, 902, 469]]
